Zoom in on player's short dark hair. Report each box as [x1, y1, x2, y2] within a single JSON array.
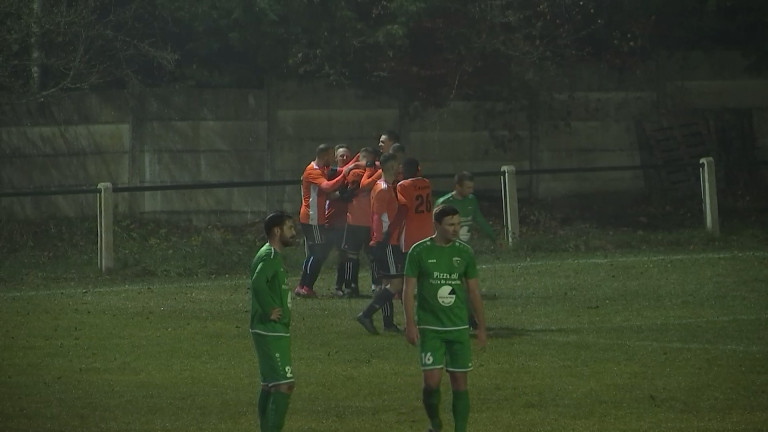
[[433, 204, 460, 224], [455, 171, 474, 185], [402, 157, 420, 179], [316, 143, 334, 157], [334, 144, 350, 153], [390, 142, 406, 155], [382, 130, 400, 143], [360, 146, 378, 158], [380, 152, 399, 169], [264, 211, 292, 238]]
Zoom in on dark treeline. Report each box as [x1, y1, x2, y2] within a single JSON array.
[[2, 0, 767, 105]]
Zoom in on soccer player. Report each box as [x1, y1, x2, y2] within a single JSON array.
[[296, 144, 352, 298], [378, 130, 400, 154], [396, 157, 434, 253], [435, 172, 498, 244], [327, 145, 357, 296], [339, 146, 379, 297], [249, 211, 298, 432], [355, 152, 404, 334], [403, 204, 487, 432]]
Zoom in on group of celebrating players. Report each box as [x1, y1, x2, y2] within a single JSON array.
[[249, 131, 499, 431]]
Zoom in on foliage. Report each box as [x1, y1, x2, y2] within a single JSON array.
[[2, 0, 767, 105], [0, 0, 176, 100]]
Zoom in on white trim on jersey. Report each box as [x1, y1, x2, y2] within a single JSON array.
[[417, 325, 470, 331], [250, 329, 291, 337]]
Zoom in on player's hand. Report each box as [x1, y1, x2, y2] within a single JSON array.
[[269, 307, 283, 321], [405, 323, 419, 346], [474, 327, 487, 349], [343, 161, 365, 176]]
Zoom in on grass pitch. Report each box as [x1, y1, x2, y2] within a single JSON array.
[[1, 245, 767, 431]]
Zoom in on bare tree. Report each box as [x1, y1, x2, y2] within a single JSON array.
[[0, 0, 176, 102]]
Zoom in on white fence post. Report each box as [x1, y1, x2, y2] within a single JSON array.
[[97, 182, 114, 272], [501, 165, 519, 245], [699, 157, 720, 236]]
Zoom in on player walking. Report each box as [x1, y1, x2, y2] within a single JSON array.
[[403, 204, 487, 432], [355, 152, 404, 334]]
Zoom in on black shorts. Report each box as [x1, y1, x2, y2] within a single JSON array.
[[342, 225, 371, 253], [301, 223, 327, 246], [371, 243, 405, 279], [326, 224, 346, 249]]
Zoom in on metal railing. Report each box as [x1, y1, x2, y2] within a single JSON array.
[[1, 158, 749, 272]]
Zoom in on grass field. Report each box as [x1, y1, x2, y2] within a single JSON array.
[[2, 219, 767, 432]]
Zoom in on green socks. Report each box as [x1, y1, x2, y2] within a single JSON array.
[[423, 386, 443, 431], [452, 390, 470, 432], [258, 389, 291, 432], [265, 390, 291, 431], [258, 387, 271, 430]]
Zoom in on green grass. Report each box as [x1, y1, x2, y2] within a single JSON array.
[[2, 219, 767, 432]]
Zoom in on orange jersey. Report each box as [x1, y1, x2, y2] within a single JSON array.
[[396, 177, 434, 251], [346, 168, 372, 226], [325, 169, 348, 228], [300, 162, 330, 225], [326, 200, 348, 227], [370, 179, 400, 245]]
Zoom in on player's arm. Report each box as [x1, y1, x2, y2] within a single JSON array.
[[389, 183, 410, 233], [370, 195, 387, 244], [307, 169, 347, 193], [359, 167, 382, 190], [465, 277, 486, 348], [250, 262, 282, 322], [403, 275, 419, 345], [403, 249, 420, 345]]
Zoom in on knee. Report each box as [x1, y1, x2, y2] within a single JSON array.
[[273, 382, 295, 394]]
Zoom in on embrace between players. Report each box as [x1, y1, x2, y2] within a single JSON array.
[[249, 132, 495, 431]]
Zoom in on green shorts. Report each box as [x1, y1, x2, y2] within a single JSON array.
[[418, 328, 473, 372], [251, 332, 294, 386]]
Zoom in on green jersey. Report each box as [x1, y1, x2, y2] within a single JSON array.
[[404, 237, 479, 330], [435, 192, 495, 242], [249, 243, 292, 336]]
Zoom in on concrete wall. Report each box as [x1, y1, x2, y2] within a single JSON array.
[[2, 59, 768, 222]]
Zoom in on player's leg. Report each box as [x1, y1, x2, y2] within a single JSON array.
[[445, 331, 473, 432], [341, 225, 366, 297], [420, 329, 446, 432], [382, 275, 403, 331], [258, 384, 271, 431], [252, 334, 295, 431], [380, 246, 404, 331], [330, 226, 347, 296], [266, 382, 294, 432], [356, 244, 402, 334], [297, 224, 329, 296]]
